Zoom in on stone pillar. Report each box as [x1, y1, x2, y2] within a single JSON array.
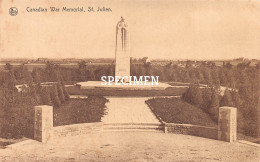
[[164, 123, 168, 133], [257, 68, 260, 138], [218, 107, 237, 142], [34, 105, 53, 143]]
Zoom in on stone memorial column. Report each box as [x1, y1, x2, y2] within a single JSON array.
[[218, 107, 237, 142], [115, 17, 130, 82], [34, 105, 53, 143]]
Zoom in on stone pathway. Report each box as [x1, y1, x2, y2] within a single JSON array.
[[1, 132, 259, 161], [101, 97, 161, 124]]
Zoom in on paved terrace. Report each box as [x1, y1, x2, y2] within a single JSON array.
[[101, 97, 161, 124], [1, 132, 259, 161]]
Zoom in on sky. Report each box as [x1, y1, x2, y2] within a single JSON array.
[[0, 0, 260, 60]]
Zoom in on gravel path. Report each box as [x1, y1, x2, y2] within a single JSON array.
[[101, 97, 161, 124], [0, 132, 259, 161]]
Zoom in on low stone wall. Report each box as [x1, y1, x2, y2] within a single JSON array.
[[165, 123, 218, 140], [34, 105, 236, 143], [34, 105, 104, 143], [52, 122, 103, 138]]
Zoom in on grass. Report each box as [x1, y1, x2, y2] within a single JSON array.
[[146, 97, 217, 127], [0, 137, 28, 149], [0, 96, 108, 141], [237, 133, 260, 144], [54, 97, 108, 126], [1, 99, 35, 139], [0, 141, 11, 149]]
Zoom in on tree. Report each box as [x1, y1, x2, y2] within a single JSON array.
[[2, 70, 16, 107], [21, 65, 33, 85], [219, 69, 228, 86], [211, 68, 220, 88], [220, 89, 234, 107], [202, 68, 213, 86], [223, 62, 233, 69], [4, 63, 13, 70], [32, 68, 41, 84], [39, 87, 52, 105], [182, 84, 203, 107], [210, 89, 219, 108], [45, 62, 62, 82], [231, 91, 242, 108], [57, 83, 65, 103], [78, 61, 87, 81], [201, 87, 212, 111], [78, 60, 86, 69], [50, 85, 61, 108], [141, 57, 149, 64], [29, 84, 41, 105], [208, 89, 220, 121], [237, 62, 251, 70], [62, 84, 70, 100], [256, 65, 260, 137], [182, 69, 191, 83], [225, 69, 236, 88]]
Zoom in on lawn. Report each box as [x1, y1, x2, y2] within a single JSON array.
[[54, 97, 108, 126], [0, 138, 28, 149], [146, 97, 217, 127]]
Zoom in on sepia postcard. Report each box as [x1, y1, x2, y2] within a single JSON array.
[[0, 0, 260, 161]]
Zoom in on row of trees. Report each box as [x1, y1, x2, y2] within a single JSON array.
[[0, 63, 70, 138], [39, 60, 256, 91], [0, 62, 70, 108], [0, 60, 259, 137], [182, 83, 259, 137], [182, 85, 242, 120]]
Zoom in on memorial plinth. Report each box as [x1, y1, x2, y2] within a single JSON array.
[[218, 107, 237, 142], [34, 105, 53, 143], [76, 81, 171, 90]]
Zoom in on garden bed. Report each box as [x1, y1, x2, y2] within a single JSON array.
[[54, 97, 108, 126], [146, 97, 217, 127]]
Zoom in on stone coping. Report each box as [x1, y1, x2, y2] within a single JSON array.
[[238, 140, 260, 148], [70, 95, 181, 99], [103, 123, 163, 126], [53, 122, 103, 128], [164, 123, 218, 140], [51, 122, 104, 139], [165, 123, 217, 129]]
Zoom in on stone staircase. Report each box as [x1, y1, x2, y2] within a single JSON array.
[[102, 97, 164, 132], [103, 123, 164, 132]]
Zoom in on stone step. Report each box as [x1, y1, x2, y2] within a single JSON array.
[[103, 129, 164, 133], [103, 123, 164, 132], [104, 123, 163, 126]]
